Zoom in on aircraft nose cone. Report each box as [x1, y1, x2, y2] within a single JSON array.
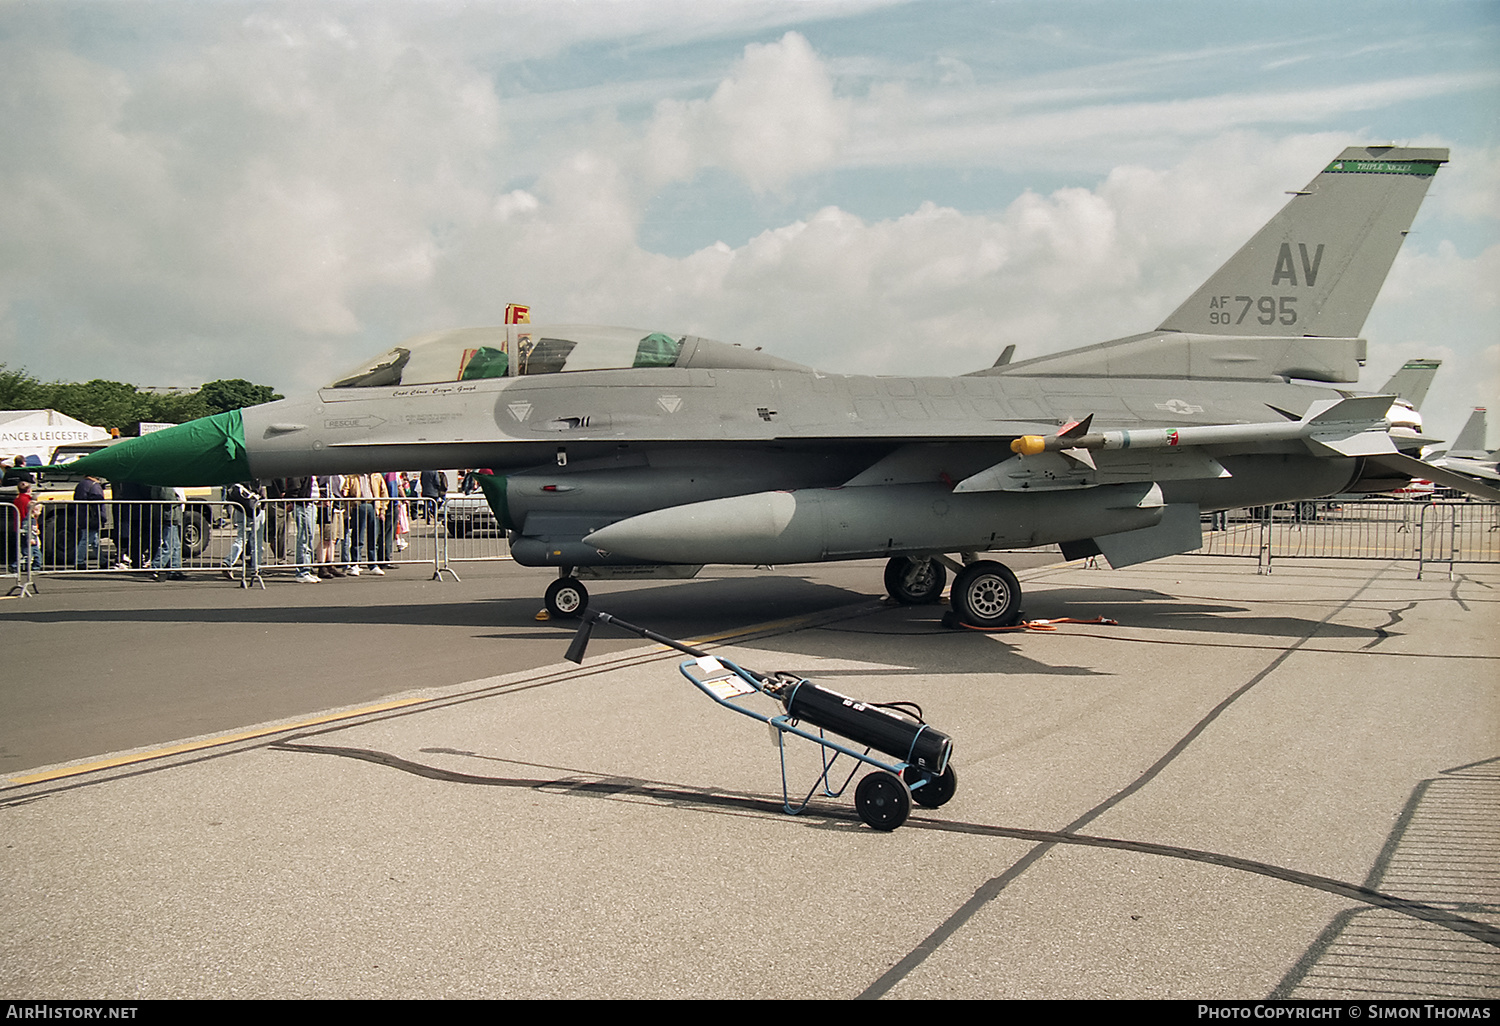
[[60, 410, 252, 486]]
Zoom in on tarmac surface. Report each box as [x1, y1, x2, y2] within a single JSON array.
[[2, 554, 1497, 999]]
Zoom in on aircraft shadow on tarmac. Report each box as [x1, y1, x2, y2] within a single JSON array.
[[5, 575, 1390, 674], [696, 587, 1390, 684], [1, 575, 874, 634]]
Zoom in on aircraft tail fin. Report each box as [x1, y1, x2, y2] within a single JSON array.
[[1449, 408, 1490, 458], [1379, 358, 1442, 409], [1158, 146, 1447, 339]]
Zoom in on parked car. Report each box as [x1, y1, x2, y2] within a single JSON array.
[[442, 494, 501, 537]]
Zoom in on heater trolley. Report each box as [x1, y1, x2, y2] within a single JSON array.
[[566, 610, 957, 831]]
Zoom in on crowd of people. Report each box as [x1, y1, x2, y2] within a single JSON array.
[[218, 472, 449, 583], [4, 461, 480, 581]]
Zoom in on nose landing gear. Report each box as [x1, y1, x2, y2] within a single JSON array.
[[544, 574, 588, 619]]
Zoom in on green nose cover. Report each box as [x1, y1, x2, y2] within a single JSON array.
[[60, 410, 251, 486]]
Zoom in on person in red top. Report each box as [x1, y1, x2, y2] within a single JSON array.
[[10, 481, 41, 572]]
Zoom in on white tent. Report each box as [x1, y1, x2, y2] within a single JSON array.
[[0, 410, 110, 464]]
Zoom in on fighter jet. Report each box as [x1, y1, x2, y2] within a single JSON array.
[[68, 144, 1498, 627], [1428, 408, 1498, 486], [1377, 358, 1441, 444]]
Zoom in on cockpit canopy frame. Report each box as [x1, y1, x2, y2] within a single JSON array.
[[327, 325, 683, 389], [327, 324, 809, 389]]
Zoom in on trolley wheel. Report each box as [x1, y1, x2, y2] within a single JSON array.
[[903, 764, 958, 809], [855, 770, 911, 831], [884, 556, 947, 605], [544, 577, 588, 619], [950, 559, 1022, 628]]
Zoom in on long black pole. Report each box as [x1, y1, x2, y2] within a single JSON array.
[[564, 609, 714, 665]]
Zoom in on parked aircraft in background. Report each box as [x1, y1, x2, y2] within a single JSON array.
[[1428, 408, 1498, 488], [65, 145, 1500, 627], [1377, 358, 1441, 444]]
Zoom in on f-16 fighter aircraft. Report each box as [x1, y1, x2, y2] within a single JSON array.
[[68, 145, 1497, 627], [1428, 408, 1498, 486]]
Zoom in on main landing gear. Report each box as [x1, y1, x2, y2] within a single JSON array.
[[883, 555, 947, 605], [884, 555, 1023, 629]]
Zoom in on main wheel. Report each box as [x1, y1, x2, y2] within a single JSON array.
[[855, 770, 911, 831], [544, 577, 588, 619], [903, 764, 958, 809], [884, 556, 947, 605], [950, 559, 1022, 628]]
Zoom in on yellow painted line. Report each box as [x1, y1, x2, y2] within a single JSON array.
[[6, 695, 434, 786], [8, 605, 866, 788], [684, 612, 828, 648]]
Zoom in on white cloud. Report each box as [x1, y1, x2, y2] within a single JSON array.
[[0, 11, 509, 384], [1364, 240, 1500, 444], [644, 32, 851, 194], [0, 3, 1493, 425]]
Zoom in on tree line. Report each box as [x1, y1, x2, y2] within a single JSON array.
[[0, 365, 283, 435]]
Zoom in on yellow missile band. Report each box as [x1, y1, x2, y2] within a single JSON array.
[[1011, 435, 1047, 455]]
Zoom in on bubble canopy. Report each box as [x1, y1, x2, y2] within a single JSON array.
[[327, 325, 683, 389]]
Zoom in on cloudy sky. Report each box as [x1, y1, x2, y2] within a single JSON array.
[[2, 0, 1497, 443]]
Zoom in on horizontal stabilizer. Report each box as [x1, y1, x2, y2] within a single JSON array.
[[1368, 453, 1500, 502], [1430, 456, 1499, 483]]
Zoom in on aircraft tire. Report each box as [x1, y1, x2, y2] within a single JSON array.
[[883, 556, 947, 604], [950, 559, 1022, 628], [903, 763, 958, 809], [855, 770, 911, 831], [544, 577, 588, 619]]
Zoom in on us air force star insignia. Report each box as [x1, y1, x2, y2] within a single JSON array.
[[1156, 399, 1204, 415], [507, 402, 533, 422], [657, 395, 683, 414]]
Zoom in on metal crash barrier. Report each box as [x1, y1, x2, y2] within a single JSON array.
[[435, 492, 512, 565], [233, 496, 447, 587], [12, 496, 448, 587], [11, 496, 1496, 590], [17, 498, 244, 581], [12, 498, 201, 587], [4, 502, 31, 596], [1196, 499, 1500, 577]]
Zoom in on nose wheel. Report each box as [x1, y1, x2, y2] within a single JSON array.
[[544, 576, 589, 619]]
